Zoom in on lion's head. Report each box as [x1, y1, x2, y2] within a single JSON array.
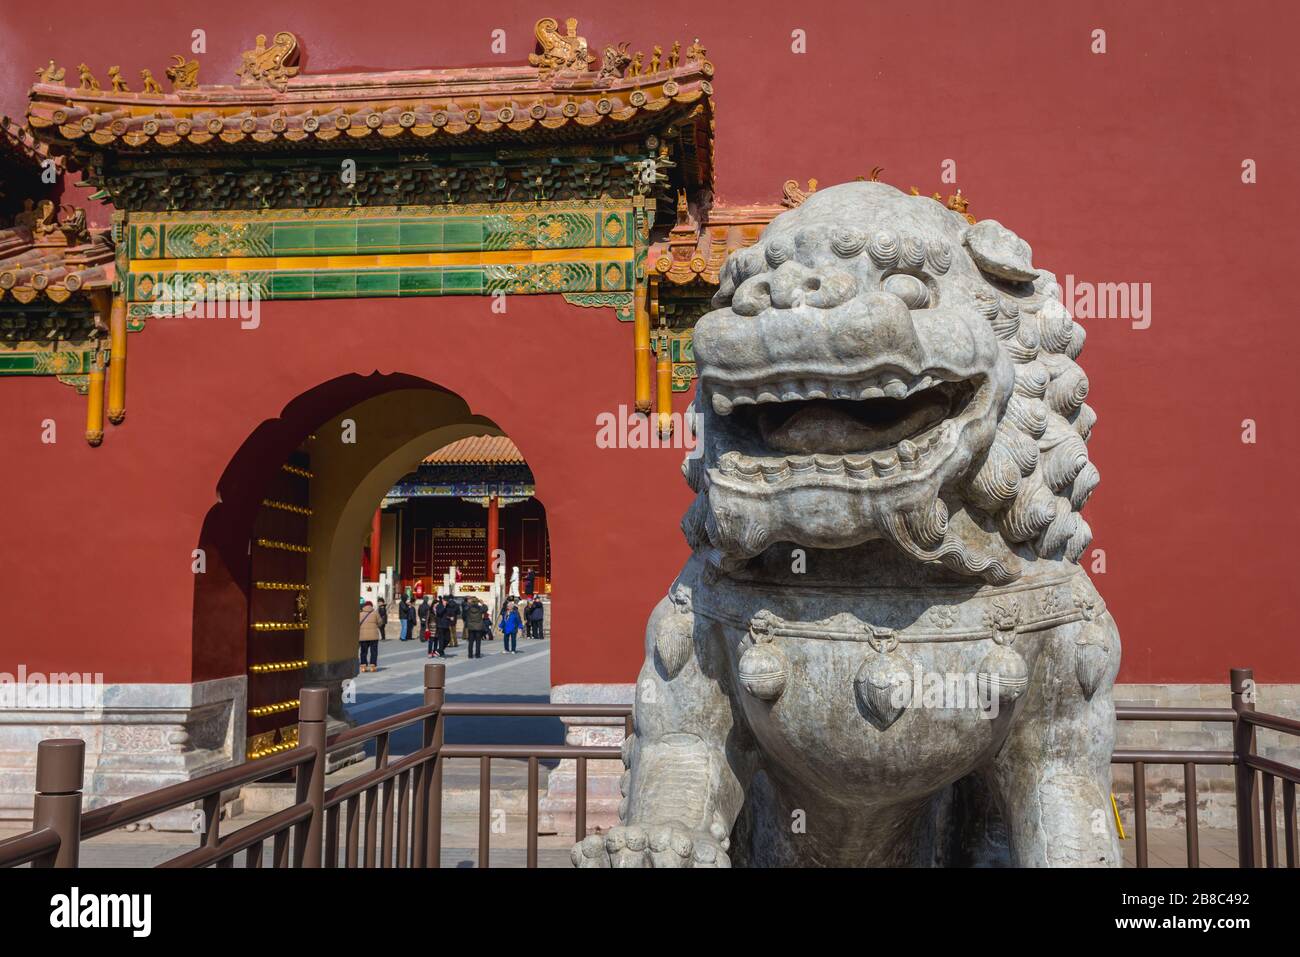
[[682, 181, 1097, 585]]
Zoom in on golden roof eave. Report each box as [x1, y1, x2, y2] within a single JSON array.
[[422, 434, 525, 466], [0, 227, 115, 304], [650, 201, 786, 287], [27, 62, 716, 159]]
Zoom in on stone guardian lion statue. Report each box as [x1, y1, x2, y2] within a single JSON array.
[[573, 181, 1121, 867]]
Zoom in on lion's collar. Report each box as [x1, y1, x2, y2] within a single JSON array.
[[680, 566, 1103, 644]]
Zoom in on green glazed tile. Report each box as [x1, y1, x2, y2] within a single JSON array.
[[398, 221, 442, 249], [440, 267, 482, 292], [356, 271, 401, 295], [312, 223, 358, 251], [399, 269, 442, 295], [358, 222, 401, 252], [442, 218, 484, 251], [273, 225, 316, 255], [271, 273, 314, 297], [312, 272, 357, 297]]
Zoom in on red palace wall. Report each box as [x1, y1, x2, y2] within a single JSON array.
[[2, 0, 1299, 686]]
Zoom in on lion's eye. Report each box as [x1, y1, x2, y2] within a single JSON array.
[[881, 273, 932, 309]]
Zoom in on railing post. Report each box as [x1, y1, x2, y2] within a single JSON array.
[[424, 662, 445, 868], [1231, 667, 1258, 868], [296, 687, 329, 868], [32, 739, 84, 868]]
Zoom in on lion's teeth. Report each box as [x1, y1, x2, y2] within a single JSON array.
[[719, 451, 740, 474], [884, 379, 908, 399], [872, 454, 898, 476], [805, 380, 828, 400], [760, 460, 789, 483], [786, 455, 815, 472], [898, 438, 920, 465], [712, 393, 734, 415], [831, 384, 854, 399], [733, 393, 756, 407], [735, 455, 761, 476], [844, 455, 873, 477], [813, 454, 843, 474], [860, 384, 885, 399]]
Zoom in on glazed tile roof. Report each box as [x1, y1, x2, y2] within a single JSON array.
[[650, 199, 786, 287], [27, 30, 716, 177], [423, 435, 524, 466], [0, 220, 115, 305], [0, 115, 52, 178]]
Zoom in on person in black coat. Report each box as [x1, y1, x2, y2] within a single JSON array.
[[462, 598, 488, 659], [397, 596, 411, 641], [417, 595, 431, 642], [526, 598, 545, 639], [429, 595, 455, 658], [405, 597, 419, 644]]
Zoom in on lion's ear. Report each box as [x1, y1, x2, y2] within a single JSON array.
[[963, 220, 1038, 282]]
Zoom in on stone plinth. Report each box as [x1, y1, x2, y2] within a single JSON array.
[[538, 682, 634, 837], [0, 675, 245, 831]]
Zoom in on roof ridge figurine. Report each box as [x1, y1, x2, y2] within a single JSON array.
[[529, 17, 594, 77], [236, 31, 301, 92]]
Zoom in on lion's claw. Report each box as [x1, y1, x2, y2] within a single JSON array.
[[571, 824, 730, 869]]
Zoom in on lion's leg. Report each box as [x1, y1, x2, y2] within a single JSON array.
[[984, 610, 1122, 867], [572, 591, 754, 868]]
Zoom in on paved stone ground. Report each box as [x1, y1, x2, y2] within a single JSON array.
[[8, 823, 1236, 869], [46, 815, 578, 869], [1121, 828, 1239, 868], [345, 631, 562, 755]]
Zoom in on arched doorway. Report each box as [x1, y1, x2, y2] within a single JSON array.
[[191, 374, 543, 760]]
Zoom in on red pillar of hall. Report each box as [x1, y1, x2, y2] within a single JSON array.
[[368, 507, 382, 581], [486, 495, 500, 577]]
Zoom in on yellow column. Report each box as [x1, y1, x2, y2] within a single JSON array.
[[107, 295, 127, 424], [656, 334, 674, 438], [85, 347, 106, 446], [634, 281, 652, 415]]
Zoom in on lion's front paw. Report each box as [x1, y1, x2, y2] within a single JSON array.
[[570, 824, 731, 869]]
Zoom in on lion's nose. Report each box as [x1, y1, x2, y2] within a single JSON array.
[[767, 261, 858, 310], [837, 290, 925, 359]]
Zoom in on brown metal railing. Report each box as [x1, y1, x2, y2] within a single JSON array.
[[1112, 668, 1299, 869], [1, 663, 1296, 868], [0, 692, 326, 868]]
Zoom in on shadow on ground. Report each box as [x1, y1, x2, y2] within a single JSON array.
[[346, 691, 564, 759]]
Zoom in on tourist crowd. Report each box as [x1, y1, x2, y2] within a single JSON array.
[[357, 591, 547, 671]]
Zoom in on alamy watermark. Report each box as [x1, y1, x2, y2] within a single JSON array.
[[0, 665, 105, 710], [1062, 274, 1151, 330], [892, 665, 1002, 719], [150, 276, 262, 329], [595, 404, 703, 456]]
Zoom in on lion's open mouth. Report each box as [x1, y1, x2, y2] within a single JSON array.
[[709, 373, 980, 475]]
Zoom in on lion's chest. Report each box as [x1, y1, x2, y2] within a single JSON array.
[[694, 573, 1097, 801]]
